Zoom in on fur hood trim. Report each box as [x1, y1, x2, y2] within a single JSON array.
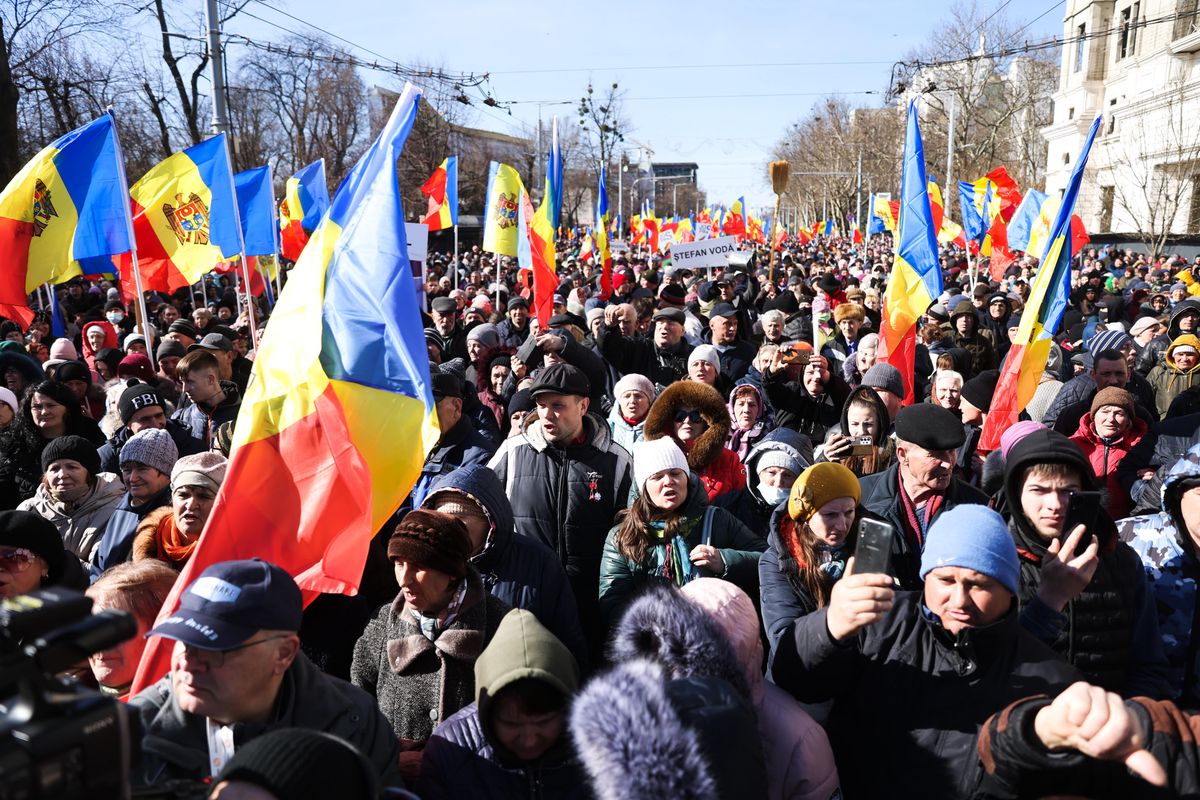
[[643, 381, 730, 471]]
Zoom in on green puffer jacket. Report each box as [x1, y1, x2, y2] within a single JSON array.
[[598, 471, 767, 627]]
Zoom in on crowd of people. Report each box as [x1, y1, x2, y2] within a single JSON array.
[[7, 232, 1200, 797]]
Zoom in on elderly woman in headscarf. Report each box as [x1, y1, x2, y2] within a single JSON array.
[[726, 383, 773, 462], [352, 509, 510, 784]]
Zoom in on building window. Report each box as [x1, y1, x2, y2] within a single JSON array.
[[1063, 152, 1071, 165], [1107, 98, 1118, 134], [1068, 107, 1076, 120], [1075, 23, 1086, 71], [1119, 5, 1140, 59], [1190, 176, 1200, 231], [1101, 186, 1115, 232], [1174, 0, 1200, 40]]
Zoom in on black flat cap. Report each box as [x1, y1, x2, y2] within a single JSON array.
[[529, 363, 590, 398], [895, 404, 966, 451]]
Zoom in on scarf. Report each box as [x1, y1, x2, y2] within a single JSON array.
[[816, 542, 850, 580], [650, 521, 697, 587], [154, 513, 199, 567], [897, 473, 944, 550], [727, 420, 766, 462], [409, 579, 468, 641]]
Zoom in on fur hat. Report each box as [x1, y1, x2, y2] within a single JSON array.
[[1091, 386, 1135, 418], [119, 428, 178, 476], [388, 509, 472, 579], [643, 381, 730, 472], [833, 303, 865, 324], [632, 438, 690, 491], [787, 462, 860, 524]]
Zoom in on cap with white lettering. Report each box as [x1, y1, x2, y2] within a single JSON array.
[[146, 558, 302, 650]]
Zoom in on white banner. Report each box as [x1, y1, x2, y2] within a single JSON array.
[[405, 222, 429, 262], [669, 235, 740, 270]]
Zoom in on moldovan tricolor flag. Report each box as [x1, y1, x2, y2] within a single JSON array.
[[130, 84, 440, 694], [878, 101, 942, 405], [279, 159, 329, 262], [120, 135, 241, 297], [483, 161, 524, 256], [421, 156, 458, 231], [0, 113, 130, 324], [980, 116, 1102, 452], [596, 165, 613, 299]]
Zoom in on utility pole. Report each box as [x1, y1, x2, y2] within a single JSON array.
[[205, 0, 231, 137], [856, 148, 863, 233], [945, 96, 957, 203]]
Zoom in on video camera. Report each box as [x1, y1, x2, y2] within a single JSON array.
[[0, 588, 136, 799]]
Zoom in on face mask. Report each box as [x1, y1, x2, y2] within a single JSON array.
[[106, 312, 124, 324], [758, 482, 789, 507]]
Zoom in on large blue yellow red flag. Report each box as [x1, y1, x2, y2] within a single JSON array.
[[234, 166, 277, 257], [980, 116, 1102, 452], [131, 82, 440, 693], [279, 159, 329, 262], [879, 100, 942, 405], [483, 161, 524, 256], [518, 186, 556, 326], [533, 119, 561, 273], [420, 156, 458, 231], [958, 180, 994, 247], [0, 113, 131, 324], [596, 165, 613, 300], [1007, 189, 1050, 253], [120, 134, 241, 298]]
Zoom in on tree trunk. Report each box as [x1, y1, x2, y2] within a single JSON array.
[[0, 17, 23, 187]]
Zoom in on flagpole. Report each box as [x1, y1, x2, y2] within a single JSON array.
[[267, 163, 284, 299], [218, 135, 259, 345], [453, 224, 459, 289], [106, 109, 157, 372], [199, 276, 208, 308]]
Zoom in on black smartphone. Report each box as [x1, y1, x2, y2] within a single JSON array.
[[1062, 490, 1102, 549], [854, 518, 894, 576]]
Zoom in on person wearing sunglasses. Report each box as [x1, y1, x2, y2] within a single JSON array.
[[131, 559, 402, 789], [643, 380, 746, 502], [0, 509, 79, 597]]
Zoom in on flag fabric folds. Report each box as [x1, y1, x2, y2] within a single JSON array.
[[121, 135, 241, 297], [980, 116, 1103, 452], [518, 186, 556, 326], [0, 113, 131, 324], [533, 120, 561, 274], [279, 159, 330, 262], [131, 83, 440, 694], [483, 161, 524, 256], [878, 101, 942, 405], [1007, 190, 1051, 254], [234, 166, 277, 257], [420, 156, 458, 231], [596, 165, 613, 300]]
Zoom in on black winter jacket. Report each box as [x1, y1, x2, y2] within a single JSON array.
[[597, 324, 692, 388], [761, 365, 849, 443], [772, 593, 1081, 799], [1117, 411, 1200, 514]]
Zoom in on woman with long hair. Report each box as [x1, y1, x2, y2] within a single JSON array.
[[598, 437, 766, 627]]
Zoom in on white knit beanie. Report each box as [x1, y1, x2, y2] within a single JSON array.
[[633, 438, 690, 489], [613, 373, 655, 401], [689, 344, 721, 369]]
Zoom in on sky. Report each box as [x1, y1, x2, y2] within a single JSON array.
[[222, 0, 1065, 213]]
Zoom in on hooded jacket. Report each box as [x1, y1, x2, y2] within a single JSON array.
[[423, 465, 588, 668], [1146, 333, 1200, 416], [772, 591, 1080, 799], [829, 385, 896, 477], [350, 566, 511, 744], [711, 428, 813, 536], [487, 411, 632, 660], [643, 380, 746, 501], [131, 650, 401, 788], [1069, 410, 1148, 520], [407, 414, 496, 512], [680, 579, 841, 800], [1136, 298, 1200, 375], [80, 320, 118, 372], [1119, 442, 1200, 704], [1001, 428, 1172, 698], [17, 471, 124, 563], [598, 471, 766, 626], [418, 609, 587, 800]]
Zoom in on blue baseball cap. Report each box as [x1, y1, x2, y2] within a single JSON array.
[[147, 559, 303, 650]]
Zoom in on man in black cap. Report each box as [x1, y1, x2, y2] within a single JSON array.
[[598, 306, 693, 388], [706, 302, 756, 383], [428, 296, 468, 361], [404, 370, 496, 511], [97, 380, 204, 473], [189, 331, 253, 396], [858, 403, 990, 587], [487, 363, 632, 660], [164, 319, 199, 349], [130, 559, 401, 787], [495, 295, 531, 348]]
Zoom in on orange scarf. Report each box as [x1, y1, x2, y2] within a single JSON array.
[[154, 514, 199, 568]]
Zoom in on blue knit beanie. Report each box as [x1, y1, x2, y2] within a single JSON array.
[[919, 505, 1019, 595]]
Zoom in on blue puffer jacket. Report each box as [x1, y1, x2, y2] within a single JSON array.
[[406, 415, 496, 512], [1118, 441, 1200, 703], [424, 464, 589, 670], [89, 485, 172, 580]]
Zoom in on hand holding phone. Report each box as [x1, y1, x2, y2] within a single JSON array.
[[853, 518, 894, 577]]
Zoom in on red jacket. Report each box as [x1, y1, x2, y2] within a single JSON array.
[[698, 446, 747, 502], [1069, 412, 1148, 520]]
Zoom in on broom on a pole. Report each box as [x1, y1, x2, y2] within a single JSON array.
[[768, 160, 789, 285]]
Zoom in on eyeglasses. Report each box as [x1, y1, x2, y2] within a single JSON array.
[[674, 409, 703, 424], [178, 633, 293, 668], [0, 547, 35, 572]]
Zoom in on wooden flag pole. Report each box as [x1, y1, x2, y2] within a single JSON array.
[[768, 160, 789, 286]]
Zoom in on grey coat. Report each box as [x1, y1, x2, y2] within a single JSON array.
[[351, 568, 510, 744]]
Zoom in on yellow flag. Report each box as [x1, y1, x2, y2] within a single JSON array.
[[482, 162, 524, 256]]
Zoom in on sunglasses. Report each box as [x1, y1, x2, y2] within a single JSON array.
[[0, 547, 36, 572], [674, 409, 704, 424]]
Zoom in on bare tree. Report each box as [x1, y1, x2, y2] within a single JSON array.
[[1107, 84, 1200, 258]]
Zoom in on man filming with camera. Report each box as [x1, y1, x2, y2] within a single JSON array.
[[130, 559, 401, 788]]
